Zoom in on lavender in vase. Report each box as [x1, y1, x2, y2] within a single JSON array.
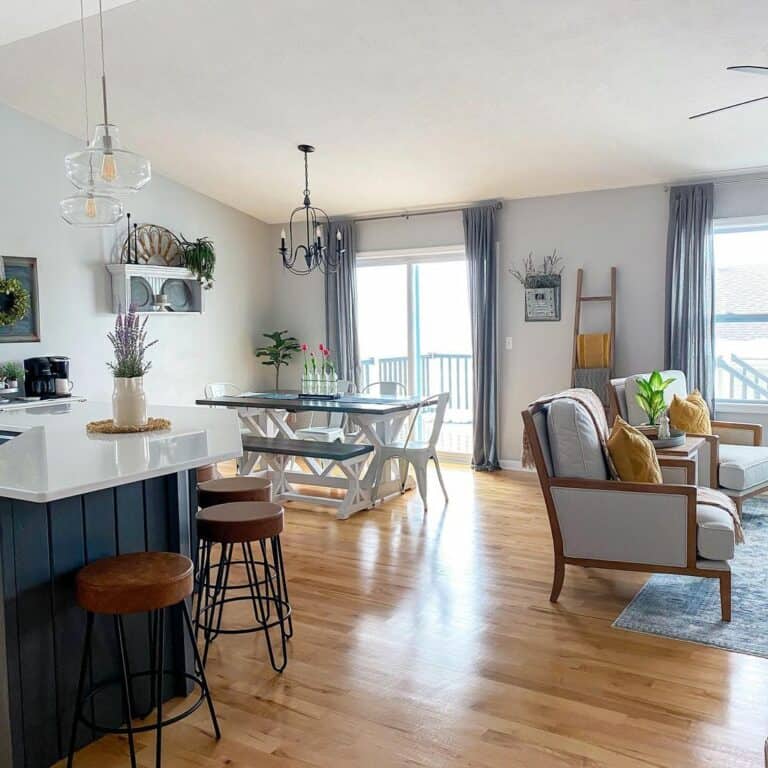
[[107, 306, 158, 427]]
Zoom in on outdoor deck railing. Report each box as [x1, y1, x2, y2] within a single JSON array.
[[716, 353, 768, 401], [360, 353, 472, 413]]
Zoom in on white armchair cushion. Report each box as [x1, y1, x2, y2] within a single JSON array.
[[718, 444, 768, 490], [546, 399, 608, 479], [624, 370, 688, 426], [697, 504, 735, 561]]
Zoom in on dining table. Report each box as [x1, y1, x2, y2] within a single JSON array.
[[195, 391, 438, 517]]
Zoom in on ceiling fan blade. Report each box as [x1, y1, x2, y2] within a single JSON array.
[[727, 65, 768, 75], [689, 94, 768, 119]]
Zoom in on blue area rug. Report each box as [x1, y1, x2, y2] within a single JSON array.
[[613, 497, 768, 657]]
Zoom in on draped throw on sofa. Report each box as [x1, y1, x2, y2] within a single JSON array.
[[664, 183, 715, 410], [463, 205, 500, 470], [325, 221, 360, 388]]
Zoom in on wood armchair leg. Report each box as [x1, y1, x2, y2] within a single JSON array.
[[550, 556, 565, 603], [719, 571, 732, 622]]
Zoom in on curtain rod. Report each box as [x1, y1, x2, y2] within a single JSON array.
[[348, 199, 503, 224], [665, 173, 768, 191]]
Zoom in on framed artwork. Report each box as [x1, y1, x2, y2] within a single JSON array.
[[0, 257, 40, 343], [524, 279, 561, 322]]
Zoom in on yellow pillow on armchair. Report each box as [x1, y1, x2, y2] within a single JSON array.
[[607, 417, 663, 484], [669, 390, 712, 435]]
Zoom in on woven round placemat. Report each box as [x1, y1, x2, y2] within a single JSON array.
[[86, 418, 172, 434]]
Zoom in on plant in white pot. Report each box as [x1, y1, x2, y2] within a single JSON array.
[[107, 306, 157, 428]]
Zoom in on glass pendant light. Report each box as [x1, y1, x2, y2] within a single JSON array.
[[60, 190, 123, 227], [61, 0, 123, 227], [64, 0, 151, 194]]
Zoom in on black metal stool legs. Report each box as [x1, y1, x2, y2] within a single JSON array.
[[114, 616, 138, 768], [67, 611, 94, 768], [67, 601, 221, 768], [196, 534, 292, 673]]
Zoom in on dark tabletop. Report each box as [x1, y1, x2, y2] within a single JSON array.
[[196, 391, 436, 415]]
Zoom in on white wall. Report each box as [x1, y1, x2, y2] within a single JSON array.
[[0, 102, 272, 405], [499, 185, 669, 461]]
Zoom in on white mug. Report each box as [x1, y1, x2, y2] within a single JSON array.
[[55, 378, 74, 395]]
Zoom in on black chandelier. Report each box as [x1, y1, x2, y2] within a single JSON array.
[[279, 144, 344, 275]]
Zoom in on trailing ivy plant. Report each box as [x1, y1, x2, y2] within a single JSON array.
[[255, 331, 301, 390], [180, 235, 216, 289], [634, 370, 676, 425]]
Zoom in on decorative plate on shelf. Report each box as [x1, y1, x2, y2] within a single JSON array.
[[130, 276, 154, 311], [122, 224, 183, 266], [162, 279, 193, 311]]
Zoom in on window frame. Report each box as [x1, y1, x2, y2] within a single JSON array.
[[713, 215, 768, 411]]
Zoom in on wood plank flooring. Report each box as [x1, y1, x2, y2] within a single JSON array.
[[59, 465, 768, 767]]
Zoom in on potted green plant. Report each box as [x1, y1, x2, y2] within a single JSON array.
[[634, 371, 677, 425], [1, 362, 23, 390], [255, 331, 301, 390], [180, 235, 216, 289]]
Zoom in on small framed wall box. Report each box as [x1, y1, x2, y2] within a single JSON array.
[[0, 256, 40, 343], [524, 276, 561, 322]]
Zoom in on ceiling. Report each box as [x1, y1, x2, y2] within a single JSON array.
[[1, 0, 768, 223], [0, 1, 139, 46]]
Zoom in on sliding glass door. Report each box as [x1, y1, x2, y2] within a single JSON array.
[[356, 249, 473, 456]]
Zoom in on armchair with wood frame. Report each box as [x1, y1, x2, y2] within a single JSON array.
[[522, 397, 735, 622], [609, 371, 767, 514]]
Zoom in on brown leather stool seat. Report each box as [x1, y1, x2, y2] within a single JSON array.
[[197, 501, 283, 544], [76, 552, 194, 615], [198, 476, 272, 508]]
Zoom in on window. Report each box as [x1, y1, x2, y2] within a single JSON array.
[[714, 217, 768, 403], [356, 246, 473, 456]]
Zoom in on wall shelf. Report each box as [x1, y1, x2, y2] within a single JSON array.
[[106, 264, 206, 315]]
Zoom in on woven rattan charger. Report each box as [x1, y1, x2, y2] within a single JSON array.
[[86, 418, 171, 434]]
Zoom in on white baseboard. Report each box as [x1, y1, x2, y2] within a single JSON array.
[[499, 458, 533, 472]]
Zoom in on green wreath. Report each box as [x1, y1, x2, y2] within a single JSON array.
[[0, 278, 30, 327]]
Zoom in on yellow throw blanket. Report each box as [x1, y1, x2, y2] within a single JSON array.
[[522, 389, 744, 544], [576, 333, 611, 369]]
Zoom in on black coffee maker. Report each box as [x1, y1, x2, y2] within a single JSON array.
[[24, 357, 71, 399]]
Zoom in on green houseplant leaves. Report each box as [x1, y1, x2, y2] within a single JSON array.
[[634, 371, 677, 425], [255, 330, 301, 390]]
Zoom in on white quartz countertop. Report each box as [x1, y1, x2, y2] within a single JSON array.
[[0, 401, 243, 503]]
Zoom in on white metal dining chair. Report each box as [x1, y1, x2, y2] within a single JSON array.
[[295, 379, 351, 443], [362, 381, 407, 396], [204, 382, 242, 399], [371, 392, 450, 511]]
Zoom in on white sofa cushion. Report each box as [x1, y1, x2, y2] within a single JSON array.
[[624, 370, 688, 426], [547, 398, 608, 479], [697, 504, 735, 561], [718, 444, 768, 491]]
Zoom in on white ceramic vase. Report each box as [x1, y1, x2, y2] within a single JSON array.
[[112, 376, 148, 428]]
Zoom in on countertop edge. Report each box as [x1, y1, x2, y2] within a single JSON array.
[[0, 447, 243, 504]]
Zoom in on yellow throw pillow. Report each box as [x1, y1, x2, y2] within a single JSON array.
[[669, 390, 711, 435], [607, 417, 663, 484]]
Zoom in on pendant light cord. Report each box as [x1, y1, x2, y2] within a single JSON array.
[[98, 0, 110, 133], [79, 0, 90, 145]]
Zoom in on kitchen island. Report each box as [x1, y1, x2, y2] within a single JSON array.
[[0, 401, 242, 768]]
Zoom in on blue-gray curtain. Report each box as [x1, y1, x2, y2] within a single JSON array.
[[664, 183, 715, 410], [325, 221, 360, 388], [463, 205, 500, 470]]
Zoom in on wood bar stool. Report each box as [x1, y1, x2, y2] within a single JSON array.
[[67, 552, 220, 768], [195, 501, 292, 672], [198, 475, 272, 507]]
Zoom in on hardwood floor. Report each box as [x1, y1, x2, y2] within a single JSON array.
[[59, 465, 768, 768]]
